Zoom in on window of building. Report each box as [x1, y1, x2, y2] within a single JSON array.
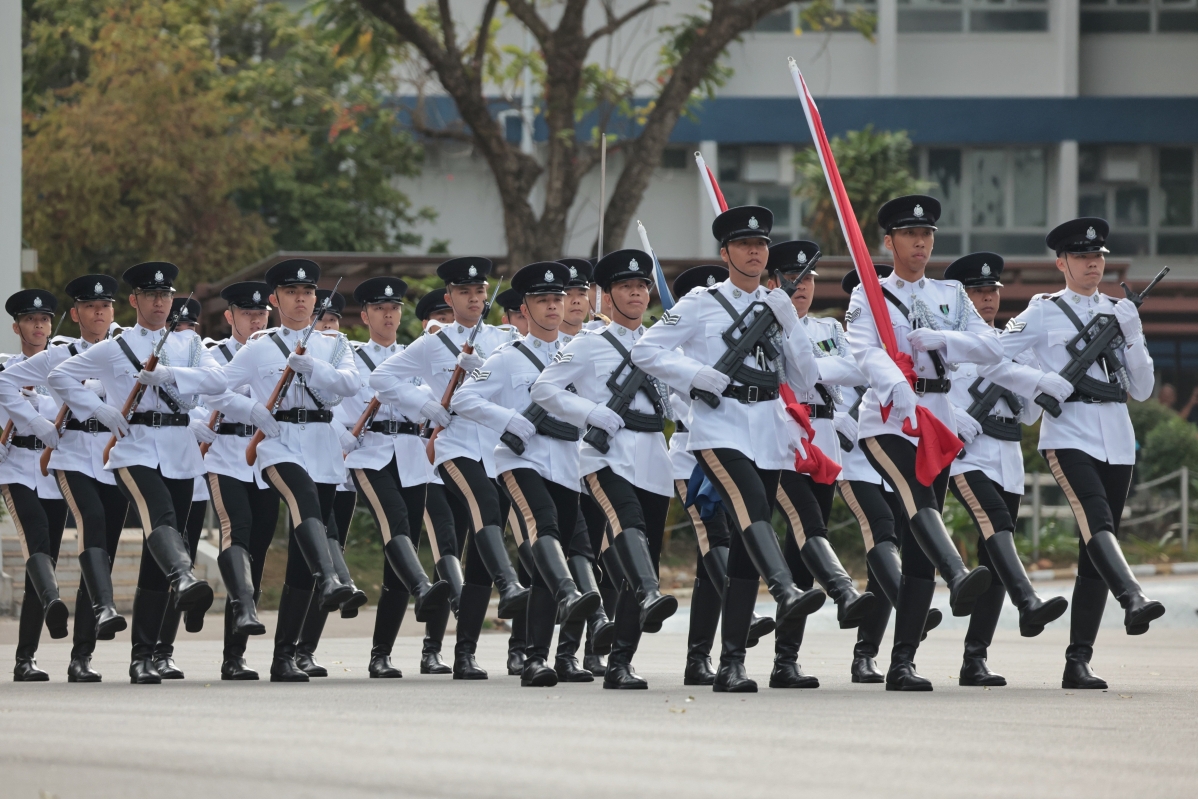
[[897, 0, 1049, 33], [1079, 145, 1198, 256], [753, 1, 877, 34], [717, 145, 798, 241], [912, 146, 1050, 255], [660, 147, 689, 170], [1081, 0, 1198, 34]]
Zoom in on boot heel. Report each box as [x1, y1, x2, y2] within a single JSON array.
[[948, 567, 991, 617]]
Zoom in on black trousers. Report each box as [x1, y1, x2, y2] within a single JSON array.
[[675, 477, 733, 583], [1044, 449, 1134, 582], [775, 471, 836, 590], [58, 471, 129, 555], [2, 483, 58, 558], [353, 458, 428, 594], [584, 467, 670, 572], [439, 457, 511, 587], [9, 487, 68, 658], [499, 469, 579, 589], [263, 462, 338, 589], [838, 479, 900, 551], [948, 470, 1022, 582], [694, 448, 781, 580], [207, 473, 279, 588], [423, 482, 458, 561], [861, 435, 950, 580], [115, 466, 195, 592]]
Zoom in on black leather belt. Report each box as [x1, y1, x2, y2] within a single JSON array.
[[128, 412, 190, 427], [721, 384, 780, 404], [64, 418, 110, 433], [10, 435, 44, 451], [274, 408, 333, 424], [217, 422, 257, 437], [801, 402, 835, 420], [368, 420, 421, 436], [913, 377, 951, 395]]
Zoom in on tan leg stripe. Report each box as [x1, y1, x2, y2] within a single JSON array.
[[57, 472, 87, 556], [353, 468, 393, 545], [500, 471, 539, 544], [117, 467, 154, 538], [424, 510, 442, 561], [838, 480, 875, 551], [507, 506, 527, 546], [442, 460, 483, 533], [206, 473, 234, 550], [953, 474, 995, 539], [1046, 450, 1091, 543], [697, 449, 752, 532], [263, 465, 303, 529], [864, 437, 917, 520], [676, 479, 711, 555], [585, 472, 623, 537], [775, 484, 807, 548], [2, 486, 30, 561]]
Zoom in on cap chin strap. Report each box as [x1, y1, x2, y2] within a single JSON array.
[[447, 291, 482, 329], [724, 241, 758, 281], [527, 302, 557, 336]]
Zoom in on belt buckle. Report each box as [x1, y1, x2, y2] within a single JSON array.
[[942, 378, 952, 392], [149, 411, 163, 428], [32, 438, 44, 451], [295, 408, 308, 425], [386, 420, 399, 436], [746, 385, 759, 404], [913, 378, 928, 396], [244, 424, 256, 437], [85, 418, 99, 433]]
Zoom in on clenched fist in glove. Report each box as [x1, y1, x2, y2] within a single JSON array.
[[764, 288, 800, 334], [189, 419, 218, 445], [457, 350, 484, 373], [504, 413, 537, 444], [1114, 298, 1143, 345], [287, 352, 314, 376], [250, 403, 281, 438], [421, 400, 452, 429], [832, 411, 858, 444], [906, 329, 946, 353], [889, 383, 920, 429], [29, 417, 60, 449], [953, 406, 982, 444], [93, 405, 130, 437], [138, 366, 173, 386], [1036, 372, 1074, 403], [690, 367, 730, 397], [586, 406, 625, 436]]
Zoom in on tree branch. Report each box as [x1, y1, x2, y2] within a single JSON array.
[[587, 0, 661, 45], [437, 0, 461, 62], [502, 0, 551, 43], [471, 0, 501, 83]]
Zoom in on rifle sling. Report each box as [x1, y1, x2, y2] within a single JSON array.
[[116, 335, 181, 414], [1049, 297, 1128, 405], [511, 341, 580, 441], [707, 290, 780, 390], [599, 330, 665, 432]]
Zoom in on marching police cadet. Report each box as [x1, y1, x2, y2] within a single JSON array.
[[48, 262, 223, 683], [0, 289, 71, 680], [369, 257, 526, 680], [0, 276, 129, 683], [199, 281, 278, 680], [845, 195, 1003, 691], [766, 241, 876, 689], [631, 207, 827, 693], [341, 276, 452, 679], [212, 258, 364, 682], [995, 218, 1164, 690], [453, 262, 600, 687], [942, 253, 1070, 686], [497, 288, 528, 335], [416, 289, 455, 330], [836, 266, 942, 684], [557, 258, 593, 337]]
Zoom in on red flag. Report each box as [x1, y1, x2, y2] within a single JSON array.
[[779, 385, 842, 484], [789, 59, 960, 486]]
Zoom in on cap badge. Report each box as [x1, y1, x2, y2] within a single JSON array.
[[797, 251, 807, 264], [913, 204, 924, 218], [544, 269, 555, 282], [569, 266, 578, 279], [467, 265, 478, 277], [181, 307, 189, 317], [296, 267, 306, 280], [1085, 226, 1097, 241], [747, 216, 759, 230], [981, 263, 991, 277], [628, 258, 640, 272], [706, 275, 716, 287], [384, 285, 394, 297], [154, 270, 164, 282], [94, 282, 104, 294], [33, 297, 43, 308], [252, 291, 262, 303]]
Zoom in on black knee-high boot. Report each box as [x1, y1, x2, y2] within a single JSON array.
[[295, 590, 329, 677], [129, 588, 168, 684], [453, 583, 491, 680], [13, 588, 49, 682], [222, 590, 260, 681], [1062, 575, 1110, 689], [851, 571, 891, 684], [770, 614, 819, 689], [68, 586, 102, 683], [370, 585, 408, 678], [886, 576, 935, 692], [603, 585, 648, 690], [959, 580, 1007, 686], [152, 594, 184, 679], [906, 509, 991, 617], [78, 547, 126, 639], [684, 576, 721, 686], [421, 603, 453, 674], [24, 553, 69, 640], [983, 531, 1068, 637], [521, 585, 559, 687], [1085, 531, 1165, 634], [866, 540, 941, 639], [712, 577, 759, 693], [270, 585, 312, 682]]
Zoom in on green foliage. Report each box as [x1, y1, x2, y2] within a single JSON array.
[[657, 7, 735, 122], [794, 126, 931, 255], [799, 0, 877, 41], [1141, 414, 1198, 481]]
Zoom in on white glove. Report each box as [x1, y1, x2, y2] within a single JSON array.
[[1036, 372, 1074, 403], [93, 404, 130, 437], [340, 429, 359, 454], [690, 367, 730, 396], [421, 400, 452, 429], [19, 387, 38, 400], [1114, 298, 1143, 344], [504, 413, 537, 444], [83, 379, 105, 398], [457, 351, 484, 373], [29, 416, 60, 449], [249, 403, 281, 438], [832, 411, 858, 443], [586, 406, 625, 436], [953, 407, 982, 444], [287, 351, 314, 376], [764, 288, 800, 334], [906, 329, 946, 353], [189, 419, 218, 445], [889, 384, 920, 429], [137, 366, 173, 386]]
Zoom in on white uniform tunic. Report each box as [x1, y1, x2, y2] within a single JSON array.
[[668, 392, 697, 481], [846, 271, 1002, 443], [995, 287, 1154, 465], [48, 326, 224, 479], [0, 353, 62, 496], [200, 337, 259, 484], [630, 280, 819, 470], [215, 325, 362, 485], [786, 314, 865, 469], [369, 321, 518, 477], [342, 338, 436, 486], [0, 338, 112, 485], [836, 387, 883, 485], [531, 323, 673, 497], [453, 332, 579, 490]]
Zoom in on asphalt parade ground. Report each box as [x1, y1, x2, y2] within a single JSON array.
[[2, 575, 1196, 799]]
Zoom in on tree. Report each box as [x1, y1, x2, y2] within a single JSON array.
[[338, 0, 873, 266], [793, 126, 929, 256]]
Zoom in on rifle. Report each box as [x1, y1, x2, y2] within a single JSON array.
[[245, 278, 342, 466], [102, 292, 193, 464], [689, 300, 781, 409], [425, 278, 503, 464], [500, 403, 550, 456], [1035, 266, 1169, 418], [838, 385, 867, 452], [23, 311, 71, 473], [582, 354, 654, 455]]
